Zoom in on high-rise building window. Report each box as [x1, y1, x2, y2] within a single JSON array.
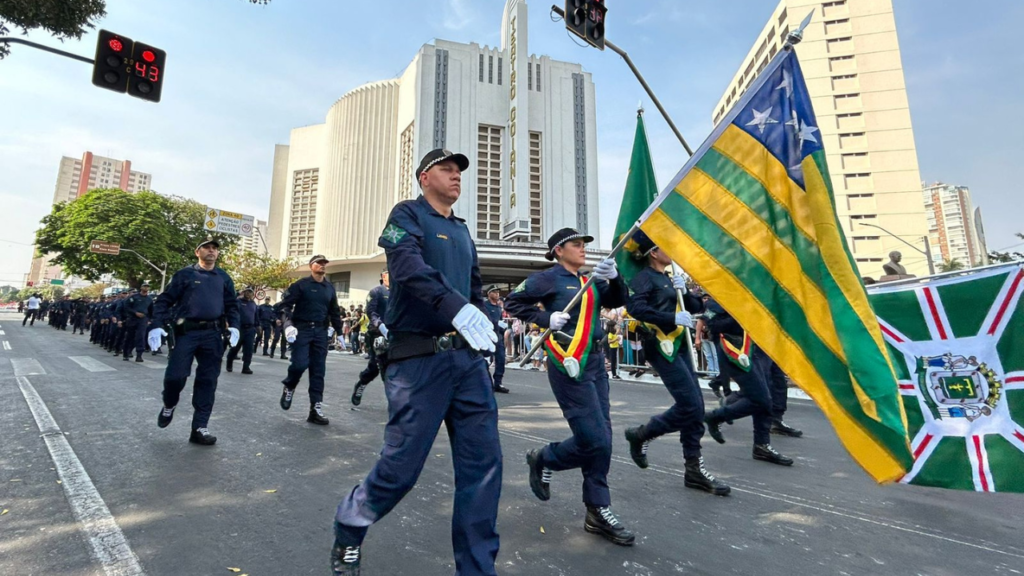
[[536, 63, 541, 91], [287, 168, 319, 257], [488, 55, 494, 84], [479, 54, 484, 82], [528, 62, 533, 91], [399, 122, 415, 200], [476, 125, 502, 240], [529, 131, 543, 242], [498, 57, 503, 85]]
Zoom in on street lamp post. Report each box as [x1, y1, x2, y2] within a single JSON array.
[[120, 248, 168, 291], [857, 222, 936, 276]]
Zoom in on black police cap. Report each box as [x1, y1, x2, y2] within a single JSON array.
[[195, 236, 220, 251], [309, 254, 329, 265], [485, 284, 500, 294], [631, 230, 658, 259], [415, 148, 469, 180], [545, 228, 594, 261]]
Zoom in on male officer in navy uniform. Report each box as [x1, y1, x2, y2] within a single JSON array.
[[269, 306, 289, 360], [482, 285, 509, 394], [350, 267, 389, 406], [331, 149, 501, 576], [701, 297, 794, 466], [149, 237, 240, 446], [257, 297, 276, 356], [275, 255, 344, 425], [121, 284, 154, 362], [504, 227, 634, 546], [227, 287, 258, 374]]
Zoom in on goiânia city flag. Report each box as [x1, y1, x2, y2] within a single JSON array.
[[635, 47, 914, 482]]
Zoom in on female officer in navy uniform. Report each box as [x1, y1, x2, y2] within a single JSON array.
[[620, 231, 730, 495], [331, 149, 501, 576], [504, 228, 634, 546]]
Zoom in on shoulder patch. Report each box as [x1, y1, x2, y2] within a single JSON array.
[[513, 280, 527, 294], [381, 224, 408, 244]]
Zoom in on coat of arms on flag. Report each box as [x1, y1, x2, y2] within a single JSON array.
[[868, 263, 1024, 492]]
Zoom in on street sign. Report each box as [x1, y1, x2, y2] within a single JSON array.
[[90, 240, 122, 255], [49, 279, 65, 286], [255, 289, 267, 301], [204, 207, 255, 237]]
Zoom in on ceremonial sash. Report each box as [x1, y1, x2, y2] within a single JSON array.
[[642, 305, 687, 361], [544, 277, 599, 380], [719, 332, 752, 372]]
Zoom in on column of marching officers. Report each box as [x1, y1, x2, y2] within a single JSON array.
[[31, 149, 804, 576]]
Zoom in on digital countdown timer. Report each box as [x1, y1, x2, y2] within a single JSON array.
[[92, 30, 166, 103]]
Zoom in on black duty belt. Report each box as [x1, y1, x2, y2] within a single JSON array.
[[293, 320, 328, 329], [182, 319, 220, 332], [387, 333, 471, 362]]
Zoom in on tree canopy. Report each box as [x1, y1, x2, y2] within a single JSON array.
[[34, 188, 236, 289], [220, 249, 298, 301]]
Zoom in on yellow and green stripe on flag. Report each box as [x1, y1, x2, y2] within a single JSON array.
[[637, 48, 914, 482]]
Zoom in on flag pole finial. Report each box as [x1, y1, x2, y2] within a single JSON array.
[[638, 101, 644, 115], [784, 9, 815, 50]]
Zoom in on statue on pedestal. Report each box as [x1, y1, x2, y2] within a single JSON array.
[[880, 251, 914, 281]]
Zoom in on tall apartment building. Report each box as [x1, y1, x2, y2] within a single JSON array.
[[266, 0, 602, 303], [27, 152, 153, 288], [922, 182, 987, 268], [711, 0, 932, 277]]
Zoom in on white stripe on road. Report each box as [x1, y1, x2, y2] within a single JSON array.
[[1, 329, 6, 335], [3, 340, 10, 350], [68, 356, 117, 372], [11, 358, 44, 376], [15, 376, 147, 576]]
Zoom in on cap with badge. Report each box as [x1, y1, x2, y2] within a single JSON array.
[[485, 284, 500, 294], [309, 254, 329, 265], [630, 230, 658, 259], [195, 236, 220, 251], [545, 227, 595, 261], [415, 148, 470, 180], [242, 286, 255, 294]]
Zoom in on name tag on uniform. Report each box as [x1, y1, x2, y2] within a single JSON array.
[[566, 285, 579, 290], [194, 281, 201, 284], [436, 233, 449, 240]]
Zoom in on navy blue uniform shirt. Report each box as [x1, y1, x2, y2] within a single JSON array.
[[152, 264, 240, 328], [378, 195, 484, 337], [703, 297, 744, 337], [121, 293, 154, 320], [365, 284, 390, 332], [627, 267, 703, 335], [483, 300, 504, 333], [504, 263, 627, 344], [257, 303, 276, 324], [275, 276, 343, 333], [237, 298, 257, 326]]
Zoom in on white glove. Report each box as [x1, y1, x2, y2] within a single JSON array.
[[497, 320, 508, 330], [592, 258, 619, 281], [675, 311, 694, 327], [285, 326, 298, 343], [228, 327, 240, 347], [671, 275, 687, 290], [328, 326, 335, 337], [549, 311, 571, 331], [379, 323, 389, 338], [147, 328, 167, 351], [452, 303, 498, 353]]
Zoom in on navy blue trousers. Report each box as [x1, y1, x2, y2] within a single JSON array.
[[489, 339, 505, 387], [356, 342, 380, 386], [642, 341, 706, 460], [335, 348, 502, 576], [122, 317, 148, 356], [709, 342, 773, 445], [538, 351, 613, 508], [259, 322, 274, 353], [283, 325, 328, 404], [227, 326, 257, 369], [161, 328, 225, 430]]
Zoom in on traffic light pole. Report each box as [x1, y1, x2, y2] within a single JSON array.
[[550, 5, 694, 156], [0, 37, 94, 64], [119, 248, 168, 292]]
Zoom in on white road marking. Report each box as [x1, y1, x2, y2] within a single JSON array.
[[3, 340, 11, 350], [15, 376, 147, 576], [11, 358, 44, 375], [68, 356, 117, 373], [0, 329, 6, 335]]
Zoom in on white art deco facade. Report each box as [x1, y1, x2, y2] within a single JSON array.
[[266, 0, 601, 304]]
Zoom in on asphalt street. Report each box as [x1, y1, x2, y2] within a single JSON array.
[[1, 311, 1022, 576]]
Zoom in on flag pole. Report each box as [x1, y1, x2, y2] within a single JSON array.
[[518, 220, 643, 367]]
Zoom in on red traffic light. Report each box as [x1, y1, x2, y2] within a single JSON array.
[[142, 50, 155, 63], [109, 38, 123, 52]]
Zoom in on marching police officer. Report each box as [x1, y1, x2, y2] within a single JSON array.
[[149, 237, 240, 446], [332, 149, 501, 575], [482, 285, 509, 394], [257, 297, 276, 356], [275, 255, 344, 425], [121, 284, 154, 362], [701, 297, 795, 465], [269, 306, 289, 360], [504, 227, 634, 546], [620, 231, 730, 495], [350, 267, 389, 406], [227, 287, 258, 374]]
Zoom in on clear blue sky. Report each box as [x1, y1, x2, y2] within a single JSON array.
[[1, 0, 1020, 286]]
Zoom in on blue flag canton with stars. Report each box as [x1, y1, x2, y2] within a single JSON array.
[[732, 51, 822, 189]]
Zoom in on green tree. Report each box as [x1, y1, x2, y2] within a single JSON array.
[[34, 188, 236, 289], [220, 250, 298, 298], [1, 0, 269, 58], [70, 282, 109, 299], [988, 232, 1024, 264], [938, 259, 965, 273]]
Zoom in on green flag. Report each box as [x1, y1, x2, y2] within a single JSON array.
[[612, 111, 659, 285]]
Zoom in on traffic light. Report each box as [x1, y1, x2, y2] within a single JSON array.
[[564, 0, 607, 50], [91, 29, 133, 93], [128, 41, 166, 102]]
